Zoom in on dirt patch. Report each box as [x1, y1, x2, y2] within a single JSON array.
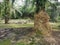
[[0, 27, 60, 45]]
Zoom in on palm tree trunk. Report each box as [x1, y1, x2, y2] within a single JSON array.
[[34, 8, 52, 37], [4, 0, 10, 24]]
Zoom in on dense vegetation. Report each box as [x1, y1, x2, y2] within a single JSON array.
[[0, 0, 60, 23]]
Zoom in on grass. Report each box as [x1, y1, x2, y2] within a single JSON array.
[[16, 42, 26, 45], [51, 22, 60, 30], [0, 19, 34, 28], [0, 19, 59, 29], [0, 24, 34, 28], [0, 39, 11, 45], [0, 22, 60, 30], [0, 39, 25, 45]]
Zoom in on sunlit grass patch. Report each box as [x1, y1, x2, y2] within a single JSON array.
[[50, 22, 60, 30], [0, 24, 34, 28]]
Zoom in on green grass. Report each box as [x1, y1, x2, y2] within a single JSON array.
[[16, 42, 26, 45], [0, 24, 34, 28], [0, 22, 60, 29], [0, 39, 11, 45], [0, 19, 34, 28], [0, 39, 25, 45], [51, 22, 60, 30]]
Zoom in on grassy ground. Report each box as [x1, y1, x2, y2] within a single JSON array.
[[0, 19, 60, 29], [0, 39, 25, 45], [0, 22, 60, 30], [0, 23, 60, 30], [0, 39, 11, 45], [0, 24, 34, 28], [0, 19, 34, 28], [0, 20, 60, 45], [51, 22, 60, 30]]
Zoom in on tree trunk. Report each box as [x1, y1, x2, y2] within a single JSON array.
[[5, 15, 9, 24], [34, 9, 52, 37], [4, 0, 10, 24]]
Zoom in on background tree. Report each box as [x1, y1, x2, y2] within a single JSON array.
[[46, 0, 59, 22], [0, 1, 5, 19], [4, 0, 10, 24], [14, 0, 35, 19]]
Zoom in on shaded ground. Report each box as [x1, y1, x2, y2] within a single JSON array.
[[0, 27, 60, 45], [52, 30, 60, 45]]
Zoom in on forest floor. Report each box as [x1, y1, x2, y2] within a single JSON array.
[[0, 27, 60, 45], [52, 30, 60, 45], [0, 20, 60, 45]]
